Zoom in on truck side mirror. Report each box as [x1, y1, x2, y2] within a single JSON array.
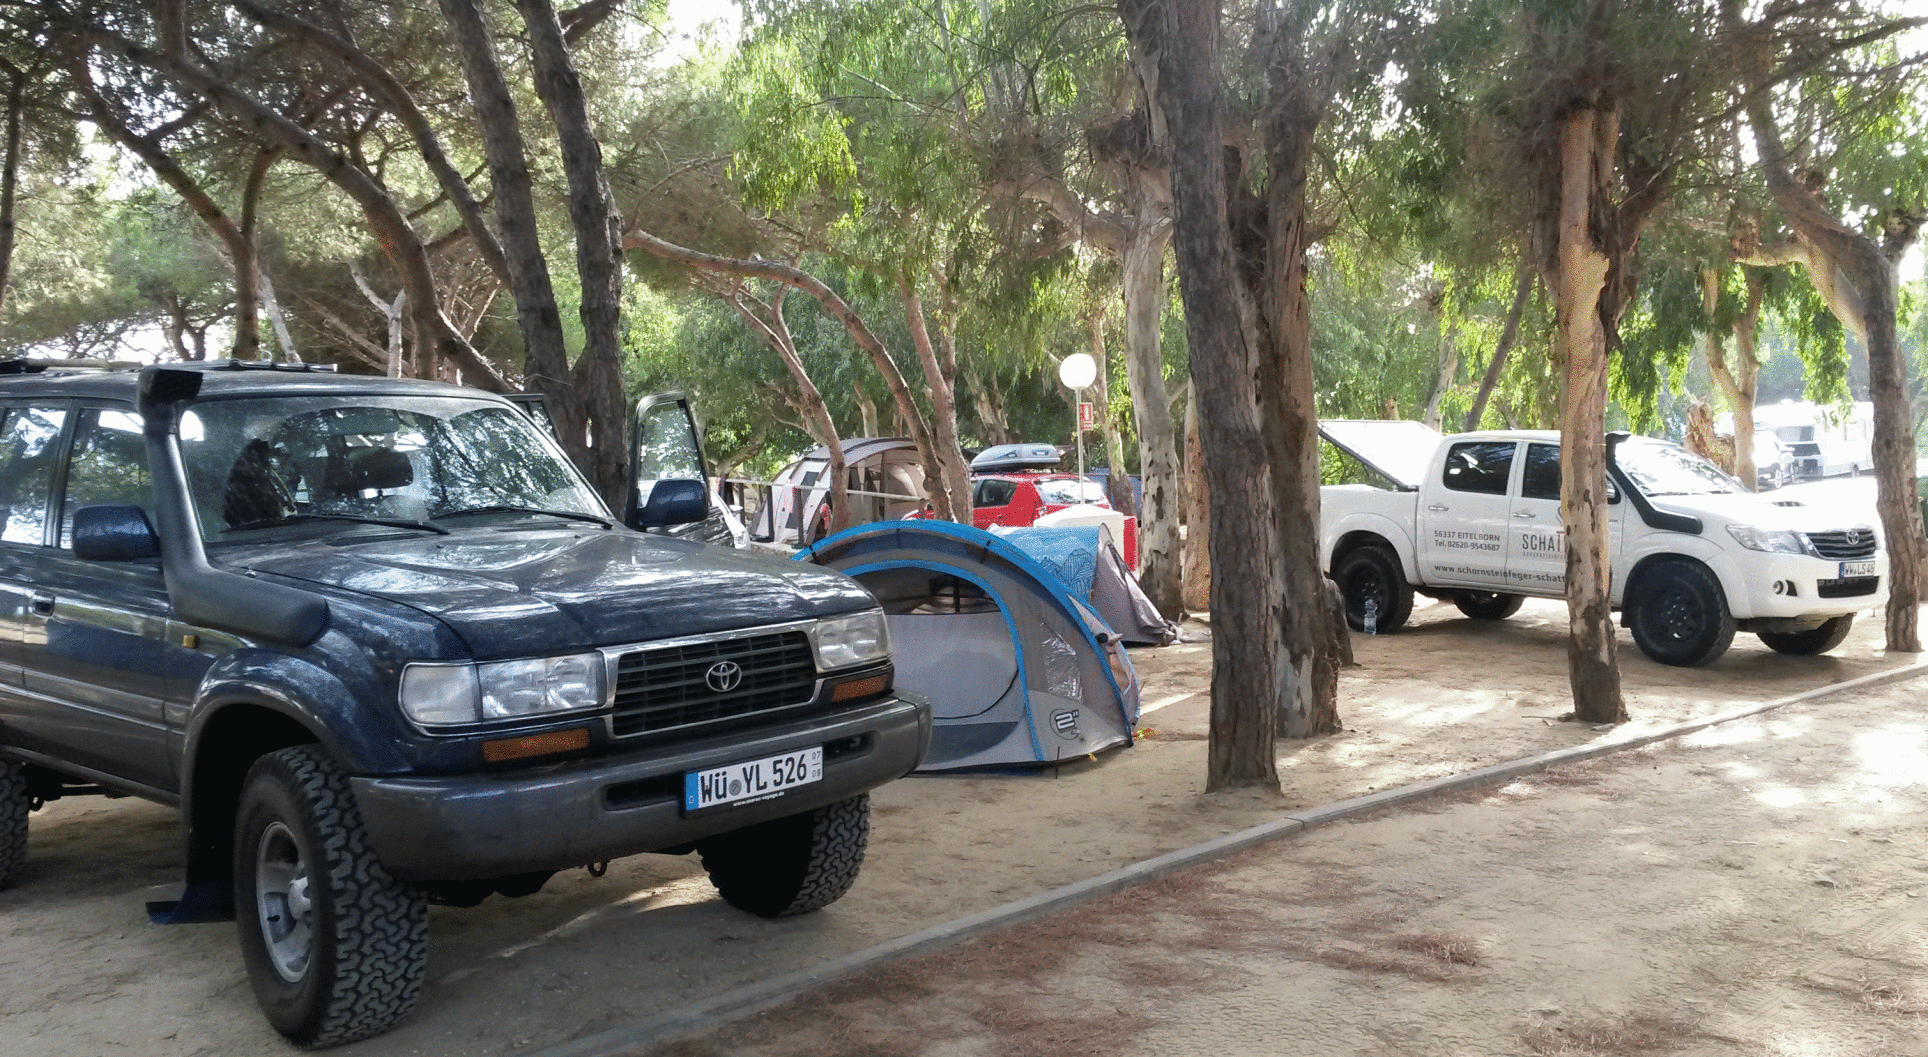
[[72, 504, 162, 562], [632, 479, 709, 529]]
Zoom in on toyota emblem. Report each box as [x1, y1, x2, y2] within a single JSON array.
[[1844, 528, 1863, 547], [705, 660, 744, 693]]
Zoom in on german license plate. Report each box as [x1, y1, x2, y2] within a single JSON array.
[[684, 747, 822, 812], [1840, 560, 1877, 578]]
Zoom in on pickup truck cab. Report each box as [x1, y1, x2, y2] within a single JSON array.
[[1320, 421, 1887, 666], [0, 361, 929, 1047]]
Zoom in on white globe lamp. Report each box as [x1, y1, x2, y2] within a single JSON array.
[[1056, 353, 1098, 489]]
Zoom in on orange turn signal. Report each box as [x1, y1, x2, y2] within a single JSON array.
[[830, 674, 889, 702], [482, 727, 591, 764]]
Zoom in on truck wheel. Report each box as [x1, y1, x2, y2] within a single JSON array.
[[1334, 545, 1413, 634], [1758, 614, 1855, 656], [1454, 591, 1524, 620], [1628, 559, 1735, 667], [0, 757, 28, 890], [698, 794, 870, 918], [234, 746, 427, 1048]]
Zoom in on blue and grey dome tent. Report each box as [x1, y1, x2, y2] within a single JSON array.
[[800, 521, 1140, 772]]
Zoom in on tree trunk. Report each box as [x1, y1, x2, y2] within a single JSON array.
[[438, 0, 573, 403], [1740, 80, 1924, 652], [1089, 312, 1137, 519], [622, 228, 952, 520], [1255, 53, 1339, 741], [1465, 264, 1534, 431], [1121, 223, 1183, 613], [730, 287, 850, 537], [517, 0, 630, 508], [1552, 106, 1627, 725], [1134, 0, 1278, 792], [901, 280, 973, 523], [1182, 382, 1211, 613], [1422, 321, 1459, 432], [0, 61, 25, 315], [1703, 266, 1761, 489]]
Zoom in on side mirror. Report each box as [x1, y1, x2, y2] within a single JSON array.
[[72, 504, 161, 562], [632, 479, 709, 530]]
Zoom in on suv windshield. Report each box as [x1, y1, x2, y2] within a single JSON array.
[[1616, 440, 1745, 497], [178, 395, 605, 541]]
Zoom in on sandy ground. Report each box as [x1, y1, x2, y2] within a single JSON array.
[[2, 596, 1923, 1056]]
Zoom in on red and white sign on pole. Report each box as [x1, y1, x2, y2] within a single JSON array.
[[1078, 401, 1096, 432]]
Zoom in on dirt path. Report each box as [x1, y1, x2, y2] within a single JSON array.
[[1, 598, 1920, 1056]]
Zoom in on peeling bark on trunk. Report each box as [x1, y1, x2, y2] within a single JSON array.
[[1703, 267, 1761, 489], [1422, 321, 1459, 432], [1089, 313, 1137, 519], [1552, 106, 1627, 725], [1182, 382, 1211, 613], [1122, 226, 1183, 613]]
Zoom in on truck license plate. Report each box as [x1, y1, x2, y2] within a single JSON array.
[[685, 747, 823, 812], [1840, 560, 1877, 578]]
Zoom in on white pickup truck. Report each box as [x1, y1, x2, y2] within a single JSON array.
[[1318, 421, 1888, 666]]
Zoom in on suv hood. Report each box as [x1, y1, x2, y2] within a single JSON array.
[[1318, 420, 1444, 491], [229, 527, 873, 660]]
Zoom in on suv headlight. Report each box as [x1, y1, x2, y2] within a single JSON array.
[[1726, 524, 1812, 556], [400, 653, 605, 726], [809, 609, 890, 670]]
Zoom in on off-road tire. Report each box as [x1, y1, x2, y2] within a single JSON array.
[[1758, 614, 1856, 656], [698, 794, 870, 919], [1628, 558, 1736, 667], [1454, 591, 1525, 621], [0, 757, 28, 890], [1334, 545, 1414, 634], [234, 745, 427, 1048]]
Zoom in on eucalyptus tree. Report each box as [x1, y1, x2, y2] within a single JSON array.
[[1722, 0, 1928, 653]]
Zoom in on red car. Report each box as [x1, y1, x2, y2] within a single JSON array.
[[970, 472, 1108, 529], [970, 473, 1138, 571]]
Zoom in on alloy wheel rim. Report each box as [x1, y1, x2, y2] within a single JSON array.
[[255, 820, 314, 983]]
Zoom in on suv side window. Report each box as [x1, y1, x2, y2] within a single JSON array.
[[1441, 440, 1515, 496], [0, 405, 70, 546], [59, 409, 153, 549], [1521, 443, 1561, 501]]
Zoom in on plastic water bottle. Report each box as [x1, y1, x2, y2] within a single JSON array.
[[1363, 596, 1378, 636]]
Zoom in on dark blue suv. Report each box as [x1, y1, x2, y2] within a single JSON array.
[[0, 360, 928, 1047]]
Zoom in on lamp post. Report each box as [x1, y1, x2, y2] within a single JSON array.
[[1058, 353, 1097, 492]]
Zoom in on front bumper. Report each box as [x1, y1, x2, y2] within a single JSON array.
[[351, 694, 930, 882], [1729, 552, 1887, 621]]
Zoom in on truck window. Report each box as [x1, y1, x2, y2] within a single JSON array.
[[1522, 443, 1561, 500], [1442, 441, 1514, 496], [59, 409, 152, 548]]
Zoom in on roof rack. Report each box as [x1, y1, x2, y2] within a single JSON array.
[[200, 358, 338, 373], [0, 357, 142, 375]]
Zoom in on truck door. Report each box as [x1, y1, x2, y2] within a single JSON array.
[[1417, 439, 1516, 590], [626, 392, 737, 547], [1505, 441, 1624, 595]]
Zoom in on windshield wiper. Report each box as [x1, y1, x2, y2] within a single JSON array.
[[224, 513, 451, 535], [434, 505, 613, 528]]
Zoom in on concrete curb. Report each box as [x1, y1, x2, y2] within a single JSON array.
[[530, 657, 1928, 1057]]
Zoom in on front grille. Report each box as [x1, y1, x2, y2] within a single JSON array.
[[1806, 529, 1878, 560], [610, 630, 817, 737], [1817, 576, 1880, 599]]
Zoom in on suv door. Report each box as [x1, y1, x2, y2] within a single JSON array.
[[13, 406, 178, 792], [626, 392, 736, 546]]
